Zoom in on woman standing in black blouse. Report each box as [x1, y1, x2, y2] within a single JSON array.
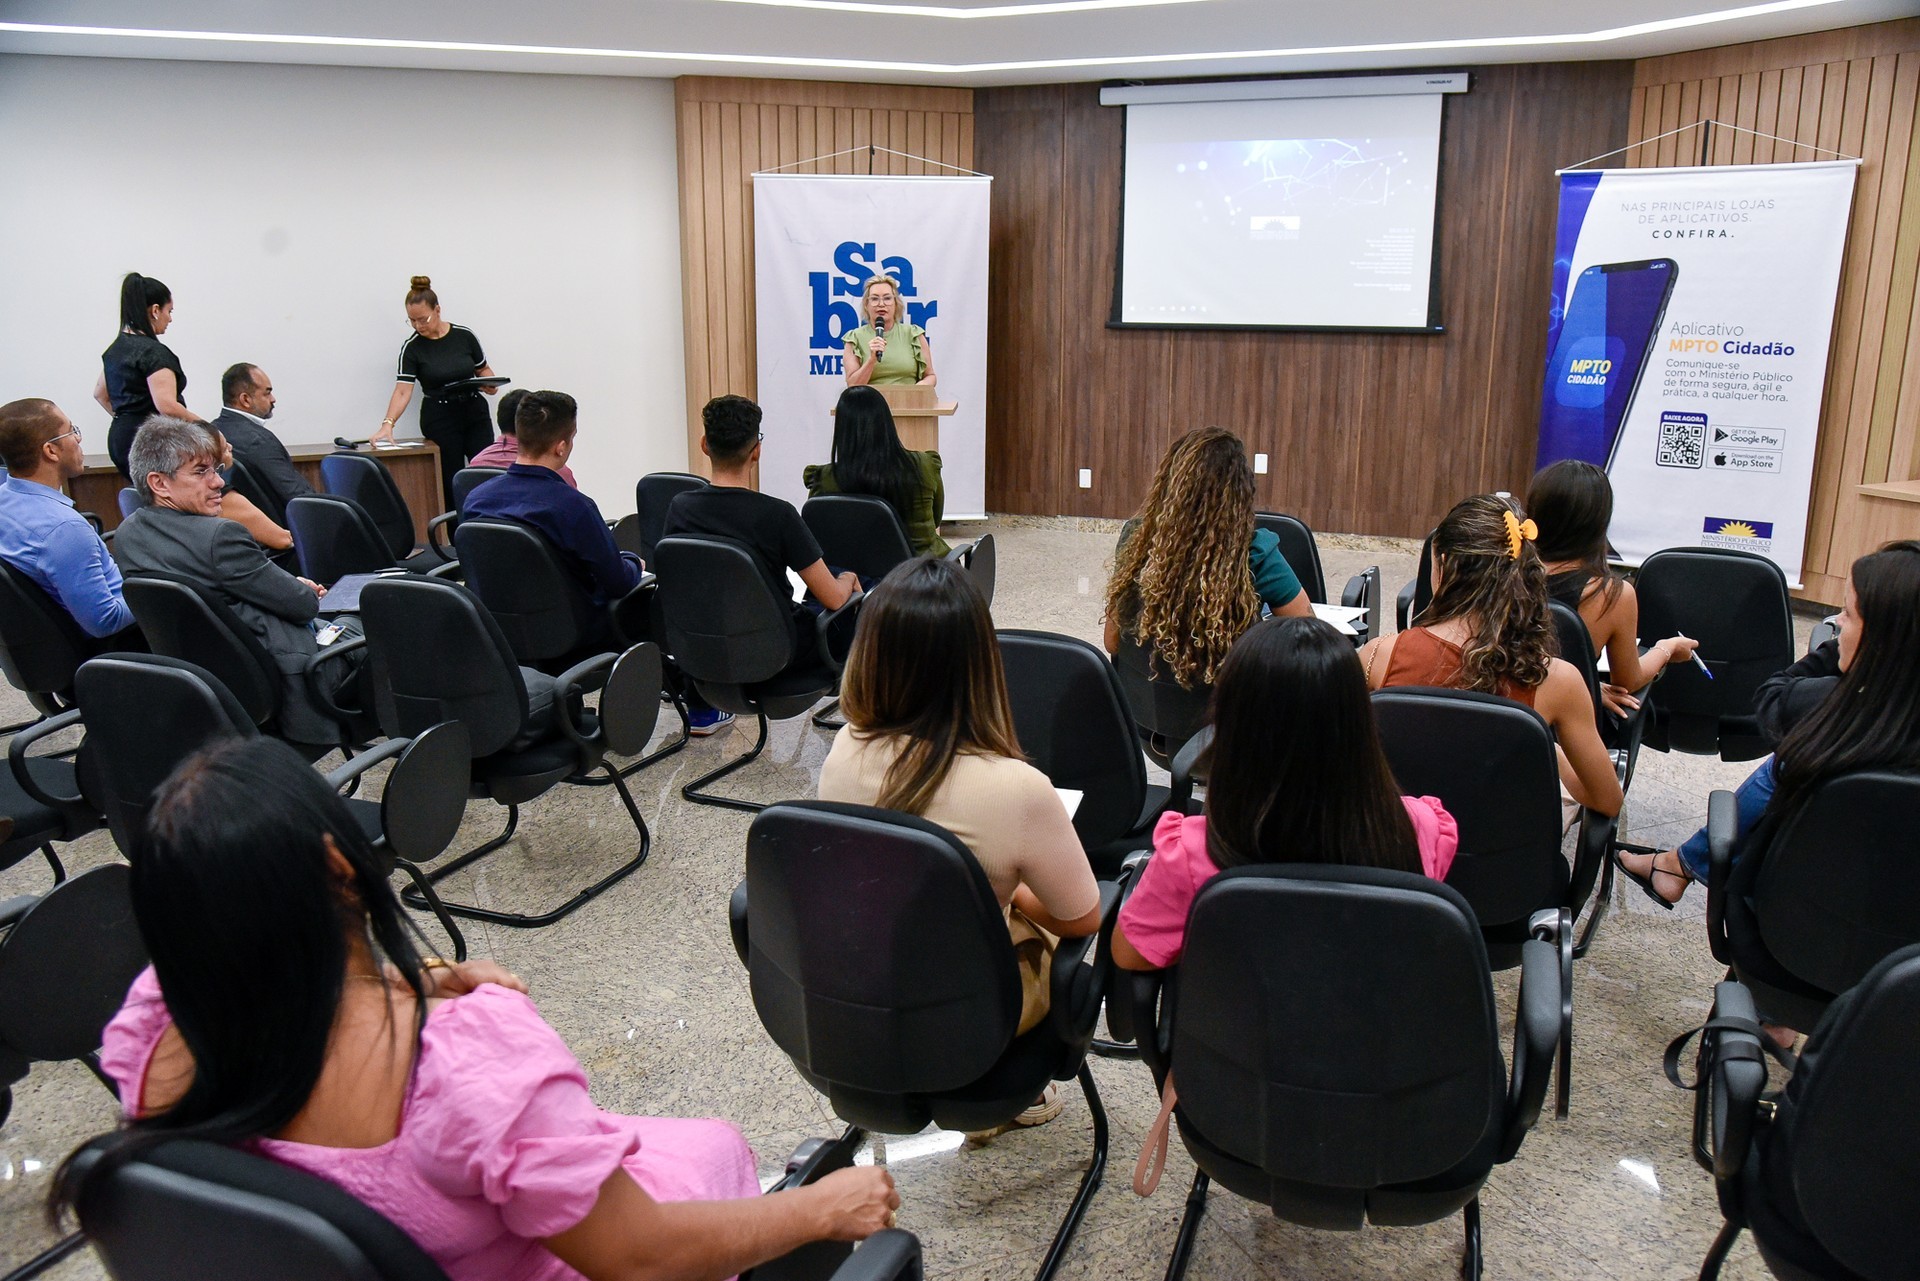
[[95, 273, 202, 478], [371, 275, 498, 504]]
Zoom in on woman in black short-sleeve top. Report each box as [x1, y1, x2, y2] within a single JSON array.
[[371, 275, 498, 505], [94, 273, 202, 478]]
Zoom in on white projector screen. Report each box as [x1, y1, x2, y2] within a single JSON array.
[[1115, 93, 1446, 331]]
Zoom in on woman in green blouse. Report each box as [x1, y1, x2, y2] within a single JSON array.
[[805, 385, 949, 557], [842, 276, 936, 388]]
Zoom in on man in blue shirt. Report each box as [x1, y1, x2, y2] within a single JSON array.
[[0, 398, 139, 643], [461, 390, 644, 645]]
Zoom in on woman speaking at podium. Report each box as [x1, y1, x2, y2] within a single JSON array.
[[371, 275, 498, 504], [842, 276, 936, 387]]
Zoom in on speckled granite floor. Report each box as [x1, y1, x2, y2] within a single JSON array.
[[0, 518, 1819, 1280]]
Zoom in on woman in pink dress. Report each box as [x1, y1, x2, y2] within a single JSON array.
[[1115, 615, 1459, 972], [53, 738, 898, 1281]]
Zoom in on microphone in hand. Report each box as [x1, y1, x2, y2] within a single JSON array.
[[870, 316, 887, 361]]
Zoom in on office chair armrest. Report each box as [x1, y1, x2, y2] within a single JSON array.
[[827, 1230, 922, 1281], [609, 577, 656, 648], [1126, 968, 1175, 1094], [1168, 724, 1213, 815], [1702, 981, 1769, 1191], [763, 1131, 862, 1196], [305, 634, 370, 722], [1500, 933, 1562, 1161], [810, 589, 865, 674], [324, 735, 413, 791], [1341, 565, 1381, 642], [1396, 579, 1416, 631], [729, 879, 750, 967], [1571, 808, 1616, 912], [0, 894, 41, 929], [1704, 789, 1739, 964], [426, 511, 458, 561], [1047, 879, 1123, 1045], [1099, 851, 1154, 1046], [551, 651, 622, 751], [8, 709, 87, 809]]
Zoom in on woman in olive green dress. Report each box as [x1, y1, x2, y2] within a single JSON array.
[[805, 385, 949, 558], [842, 276, 936, 388]]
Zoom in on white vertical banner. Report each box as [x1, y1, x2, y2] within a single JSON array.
[[1535, 160, 1859, 584], [752, 174, 991, 518]]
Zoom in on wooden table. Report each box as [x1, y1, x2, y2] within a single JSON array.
[[71, 441, 446, 542]]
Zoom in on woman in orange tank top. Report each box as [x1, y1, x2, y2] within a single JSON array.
[[1358, 493, 1622, 817]]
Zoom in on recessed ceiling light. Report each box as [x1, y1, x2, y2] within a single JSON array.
[[0, 2, 1857, 76]]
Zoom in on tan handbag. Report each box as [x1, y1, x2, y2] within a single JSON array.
[[1005, 904, 1059, 1035]]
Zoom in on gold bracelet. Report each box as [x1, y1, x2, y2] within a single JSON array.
[[421, 956, 450, 971]]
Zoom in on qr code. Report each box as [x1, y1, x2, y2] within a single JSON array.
[[1657, 413, 1707, 469]]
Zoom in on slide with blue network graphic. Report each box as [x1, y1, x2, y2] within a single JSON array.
[[1117, 94, 1444, 330]]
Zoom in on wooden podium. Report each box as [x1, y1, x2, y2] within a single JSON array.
[[835, 385, 956, 453]]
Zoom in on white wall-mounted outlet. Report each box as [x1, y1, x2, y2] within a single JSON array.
[[1078, 468, 1093, 489], [1254, 452, 1269, 474]]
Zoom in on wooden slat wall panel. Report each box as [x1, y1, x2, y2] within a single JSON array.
[[672, 78, 976, 472], [1628, 19, 1920, 601]]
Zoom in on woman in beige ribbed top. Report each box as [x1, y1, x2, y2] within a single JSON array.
[[817, 559, 1102, 937]]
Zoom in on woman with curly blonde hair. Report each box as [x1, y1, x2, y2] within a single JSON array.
[[1102, 428, 1309, 688], [1358, 492, 1622, 816]]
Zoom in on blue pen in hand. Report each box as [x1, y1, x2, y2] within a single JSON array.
[[1688, 650, 1714, 681]]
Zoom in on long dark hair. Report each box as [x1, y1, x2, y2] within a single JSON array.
[[1527, 459, 1623, 610], [838, 557, 1024, 815], [1771, 540, 1920, 813], [119, 273, 171, 337], [1424, 493, 1556, 693], [1205, 616, 1420, 873], [830, 385, 920, 523], [51, 738, 428, 1225]]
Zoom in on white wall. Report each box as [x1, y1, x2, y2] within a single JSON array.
[[0, 54, 686, 515]]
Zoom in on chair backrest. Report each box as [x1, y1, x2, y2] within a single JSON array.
[[653, 537, 796, 686], [117, 488, 142, 520], [1253, 512, 1328, 604], [0, 557, 96, 715], [286, 495, 396, 584], [1170, 865, 1501, 1193], [0, 864, 146, 1066], [358, 577, 530, 758], [1635, 547, 1794, 752], [1402, 530, 1436, 629], [120, 575, 281, 726], [1775, 943, 1920, 1281], [996, 629, 1150, 852], [802, 495, 915, 582], [743, 801, 1021, 1094], [320, 452, 417, 558], [1547, 599, 1604, 724], [73, 1137, 451, 1281], [454, 518, 601, 664], [223, 458, 286, 529], [635, 472, 710, 563], [1749, 770, 1920, 998], [72, 654, 256, 854], [450, 466, 506, 511], [1110, 635, 1212, 751], [1372, 687, 1566, 929]]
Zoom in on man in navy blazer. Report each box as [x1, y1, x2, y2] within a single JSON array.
[[209, 363, 313, 527]]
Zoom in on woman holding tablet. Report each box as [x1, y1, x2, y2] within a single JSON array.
[[842, 276, 935, 388], [372, 275, 499, 503]]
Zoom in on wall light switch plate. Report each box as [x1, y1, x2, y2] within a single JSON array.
[[1254, 453, 1269, 474], [1078, 468, 1092, 489]]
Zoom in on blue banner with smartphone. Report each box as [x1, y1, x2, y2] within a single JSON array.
[[1534, 160, 1858, 585]]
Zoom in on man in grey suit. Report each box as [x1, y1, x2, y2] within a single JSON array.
[[113, 417, 366, 748], [210, 363, 314, 527]]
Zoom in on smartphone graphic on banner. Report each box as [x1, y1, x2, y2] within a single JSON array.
[[1536, 259, 1678, 470]]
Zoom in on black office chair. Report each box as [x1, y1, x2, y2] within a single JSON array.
[[1635, 547, 1795, 761], [358, 576, 661, 928], [997, 630, 1170, 877], [454, 518, 688, 768], [222, 457, 285, 527], [2, 678, 109, 886], [1690, 947, 1920, 1280], [59, 1134, 924, 1281], [1110, 635, 1212, 772], [1127, 865, 1562, 1281], [1396, 528, 1437, 630], [634, 470, 710, 563], [0, 863, 146, 1130], [286, 494, 406, 585], [653, 536, 859, 811], [320, 451, 445, 569], [801, 494, 997, 605], [1703, 771, 1920, 1034], [120, 573, 369, 753], [0, 558, 97, 718], [1372, 686, 1604, 1112], [423, 466, 508, 560], [1254, 511, 1379, 641], [733, 801, 1121, 1281]]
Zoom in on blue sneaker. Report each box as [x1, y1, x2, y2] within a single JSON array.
[[687, 709, 735, 737]]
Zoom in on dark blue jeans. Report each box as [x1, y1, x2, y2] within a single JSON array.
[[1675, 757, 1776, 881]]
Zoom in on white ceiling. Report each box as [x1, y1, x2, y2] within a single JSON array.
[[1, 0, 1912, 86]]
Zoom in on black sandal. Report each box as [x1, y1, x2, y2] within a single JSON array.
[[1612, 848, 1689, 910]]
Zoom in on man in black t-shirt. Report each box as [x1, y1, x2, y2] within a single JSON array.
[[661, 395, 858, 733]]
